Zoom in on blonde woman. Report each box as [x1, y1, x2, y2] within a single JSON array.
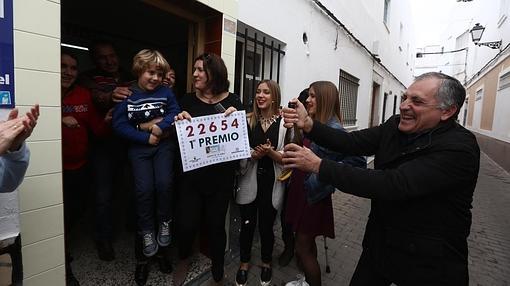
[[235, 80, 286, 286]]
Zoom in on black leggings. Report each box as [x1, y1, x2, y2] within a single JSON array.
[[238, 172, 277, 264]]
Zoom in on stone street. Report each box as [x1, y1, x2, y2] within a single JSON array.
[[197, 152, 510, 286]]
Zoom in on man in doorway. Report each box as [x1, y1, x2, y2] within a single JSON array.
[[82, 41, 172, 285], [282, 72, 480, 285], [80, 40, 134, 262]]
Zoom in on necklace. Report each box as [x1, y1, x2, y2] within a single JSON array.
[[259, 114, 279, 131]]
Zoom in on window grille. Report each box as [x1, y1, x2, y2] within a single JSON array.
[[339, 70, 359, 126], [498, 71, 510, 91], [234, 27, 285, 112]]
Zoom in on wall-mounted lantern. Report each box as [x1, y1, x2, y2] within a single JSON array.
[[469, 23, 502, 50]]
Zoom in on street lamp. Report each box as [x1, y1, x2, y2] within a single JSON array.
[[469, 23, 502, 49]]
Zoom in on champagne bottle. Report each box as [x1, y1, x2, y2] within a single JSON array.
[[278, 102, 303, 181], [283, 102, 303, 146]]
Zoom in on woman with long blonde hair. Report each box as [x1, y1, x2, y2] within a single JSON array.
[[235, 79, 287, 286]]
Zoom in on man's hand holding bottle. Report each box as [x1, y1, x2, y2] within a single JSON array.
[[277, 102, 304, 181], [281, 99, 314, 133]]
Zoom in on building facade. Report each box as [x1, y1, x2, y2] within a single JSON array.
[[415, 0, 510, 172], [237, 0, 415, 130]]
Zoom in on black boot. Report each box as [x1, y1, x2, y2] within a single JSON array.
[[135, 262, 149, 286]]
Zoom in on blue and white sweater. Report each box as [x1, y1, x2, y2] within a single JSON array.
[[112, 84, 180, 145]]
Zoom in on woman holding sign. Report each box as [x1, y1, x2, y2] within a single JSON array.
[[173, 53, 243, 286], [234, 80, 286, 286]]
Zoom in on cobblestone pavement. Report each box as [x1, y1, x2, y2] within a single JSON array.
[[197, 153, 510, 286], [468, 153, 510, 286]]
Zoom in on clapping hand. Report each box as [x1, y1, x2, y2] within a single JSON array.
[[252, 139, 273, 159], [0, 104, 39, 154]]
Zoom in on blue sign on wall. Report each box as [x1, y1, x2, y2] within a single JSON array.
[[0, 0, 15, 108]]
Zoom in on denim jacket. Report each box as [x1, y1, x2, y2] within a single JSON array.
[[305, 119, 366, 204]]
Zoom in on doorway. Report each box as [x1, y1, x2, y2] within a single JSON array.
[[60, 0, 221, 284], [369, 82, 381, 127]]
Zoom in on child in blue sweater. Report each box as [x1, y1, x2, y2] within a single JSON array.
[[113, 49, 180, 257]]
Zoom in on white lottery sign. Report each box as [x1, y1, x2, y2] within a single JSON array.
[[176, 110, 251, 172]]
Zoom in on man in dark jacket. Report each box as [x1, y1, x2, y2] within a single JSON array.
[[79, 41, 134, 263], [282, 72, 480, 286]]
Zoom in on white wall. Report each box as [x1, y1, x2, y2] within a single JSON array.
[[12, 0, 65, 285], [238, 0, 414, 128], [319, 0, 415, 85]]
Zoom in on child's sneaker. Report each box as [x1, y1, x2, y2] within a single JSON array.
[[142, 231, 158, 257], [157, 221, 171, 247]]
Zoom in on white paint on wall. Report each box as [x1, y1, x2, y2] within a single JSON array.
[[238, 0, 414, 129]]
